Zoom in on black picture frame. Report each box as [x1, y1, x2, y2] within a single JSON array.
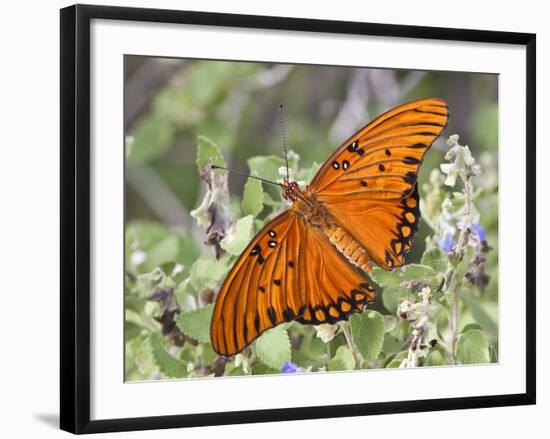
[[60, 4, 536, 434]]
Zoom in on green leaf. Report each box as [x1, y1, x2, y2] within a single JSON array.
[[247, 155, 285, 183], [176, 304, 214, 344], [252, 363, 279, 375], [255, 325, 291, 370], [456, 329, 490, 364], [220, 215, 254, 255], [224, 364, 245, 376], [262, 192, 281, 208], [350, 311, 385, 362], [125, 320, 143, 342], [421, 246, 448, 273], [149, 332, 188, 378], [134, 336, 156, 376], [382, 333, 404, 356], [461, 291, 498, 336], [141, 235, 179, 273], [126, 220, 169, 250], [127, 114, 174, 164], [386, 351, 407, 368], [370, 264, 439, 313], [196, 135, 225, 170], [328, 346, 355, 371], [188, 254, 231, 292], [461, 323, 483, 333], [176, 233, 200, 266], [425, 349, 446, 366], [241, 175, 264, 217]]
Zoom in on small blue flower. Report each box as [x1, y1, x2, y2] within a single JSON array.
[[471, 223, 487, 242], [438, 234, 455, 253], [281, 361, 300, 373]]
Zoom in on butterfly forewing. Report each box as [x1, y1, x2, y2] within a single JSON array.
[[211, 210, 299, 356], [309, 98, 448, 198]]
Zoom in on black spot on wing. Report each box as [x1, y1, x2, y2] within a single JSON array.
[[267, 307, 277, 325], [403, 156, 421, 165], [403, 171, 416, 184], [283, 308, 295, 321]]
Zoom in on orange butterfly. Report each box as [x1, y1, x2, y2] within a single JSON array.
[[210, 98, 449, 356]]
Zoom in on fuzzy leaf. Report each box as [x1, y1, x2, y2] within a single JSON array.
[[220, 215, 254, 255], [134, 336, 156, 376], [252, 363, 279, 375], [126, 220, 169, 250], [350, 311, 385, 362], [247, 155, 286, 182], [141, 235, 179, 273], [386, 351, 407, 368], [425, 349, 446, 366], [328, 346, 355, 371], [188, 254, 231, 293], [370, 264, 439, 313], [456, 329, 490, 364], [421, 246, 448, 273], [461, 291, 498, 336], [196, 135, 225, 169], [149, 332, 188, 378], [255, 325, 291, 370], [176, 304, 214, 344], [241, 176, 264, 217], [461, 323, 483, 333], [382, 333, 404, 356], [125, 320, 144, 342], [262, 192, 281, 208]]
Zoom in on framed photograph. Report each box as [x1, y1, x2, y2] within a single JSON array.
[[60, 4, 536, 434]]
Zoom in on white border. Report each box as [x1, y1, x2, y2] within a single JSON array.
[[90, 19, 526, 420]]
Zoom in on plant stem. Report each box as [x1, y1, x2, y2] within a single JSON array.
[[448, 176, 473, 362], [342, 323, 364, 369]]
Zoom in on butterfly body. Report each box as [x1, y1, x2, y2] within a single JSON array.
[[210, 98, 449, 356], [282, 179, 372, 272]]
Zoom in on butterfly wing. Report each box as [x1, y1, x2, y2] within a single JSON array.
[[210, 209, 375, 356], [310, 98, 448, 269]]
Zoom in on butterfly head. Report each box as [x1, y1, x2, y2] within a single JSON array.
[[282, 180, 302, 202]]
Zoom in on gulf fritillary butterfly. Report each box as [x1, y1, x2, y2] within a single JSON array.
[[210, 98, 449, 356]]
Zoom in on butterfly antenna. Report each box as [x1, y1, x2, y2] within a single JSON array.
[[211, 165, 282, 187], [278, 104, 290, 182]]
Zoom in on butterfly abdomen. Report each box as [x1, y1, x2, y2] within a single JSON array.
[[326, 225, 372, 272]]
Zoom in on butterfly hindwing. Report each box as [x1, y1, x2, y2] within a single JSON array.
[[295, 222, 376, 325], [210, 210, 376, 356], [325, 184, 421, 270]]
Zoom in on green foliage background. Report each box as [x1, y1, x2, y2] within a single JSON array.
[[124, 56, 498, 380]]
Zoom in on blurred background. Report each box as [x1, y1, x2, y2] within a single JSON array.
[[124, 56, 498, 263]]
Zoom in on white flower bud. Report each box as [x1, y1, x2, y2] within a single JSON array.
[[314, 323, 338, 343]]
